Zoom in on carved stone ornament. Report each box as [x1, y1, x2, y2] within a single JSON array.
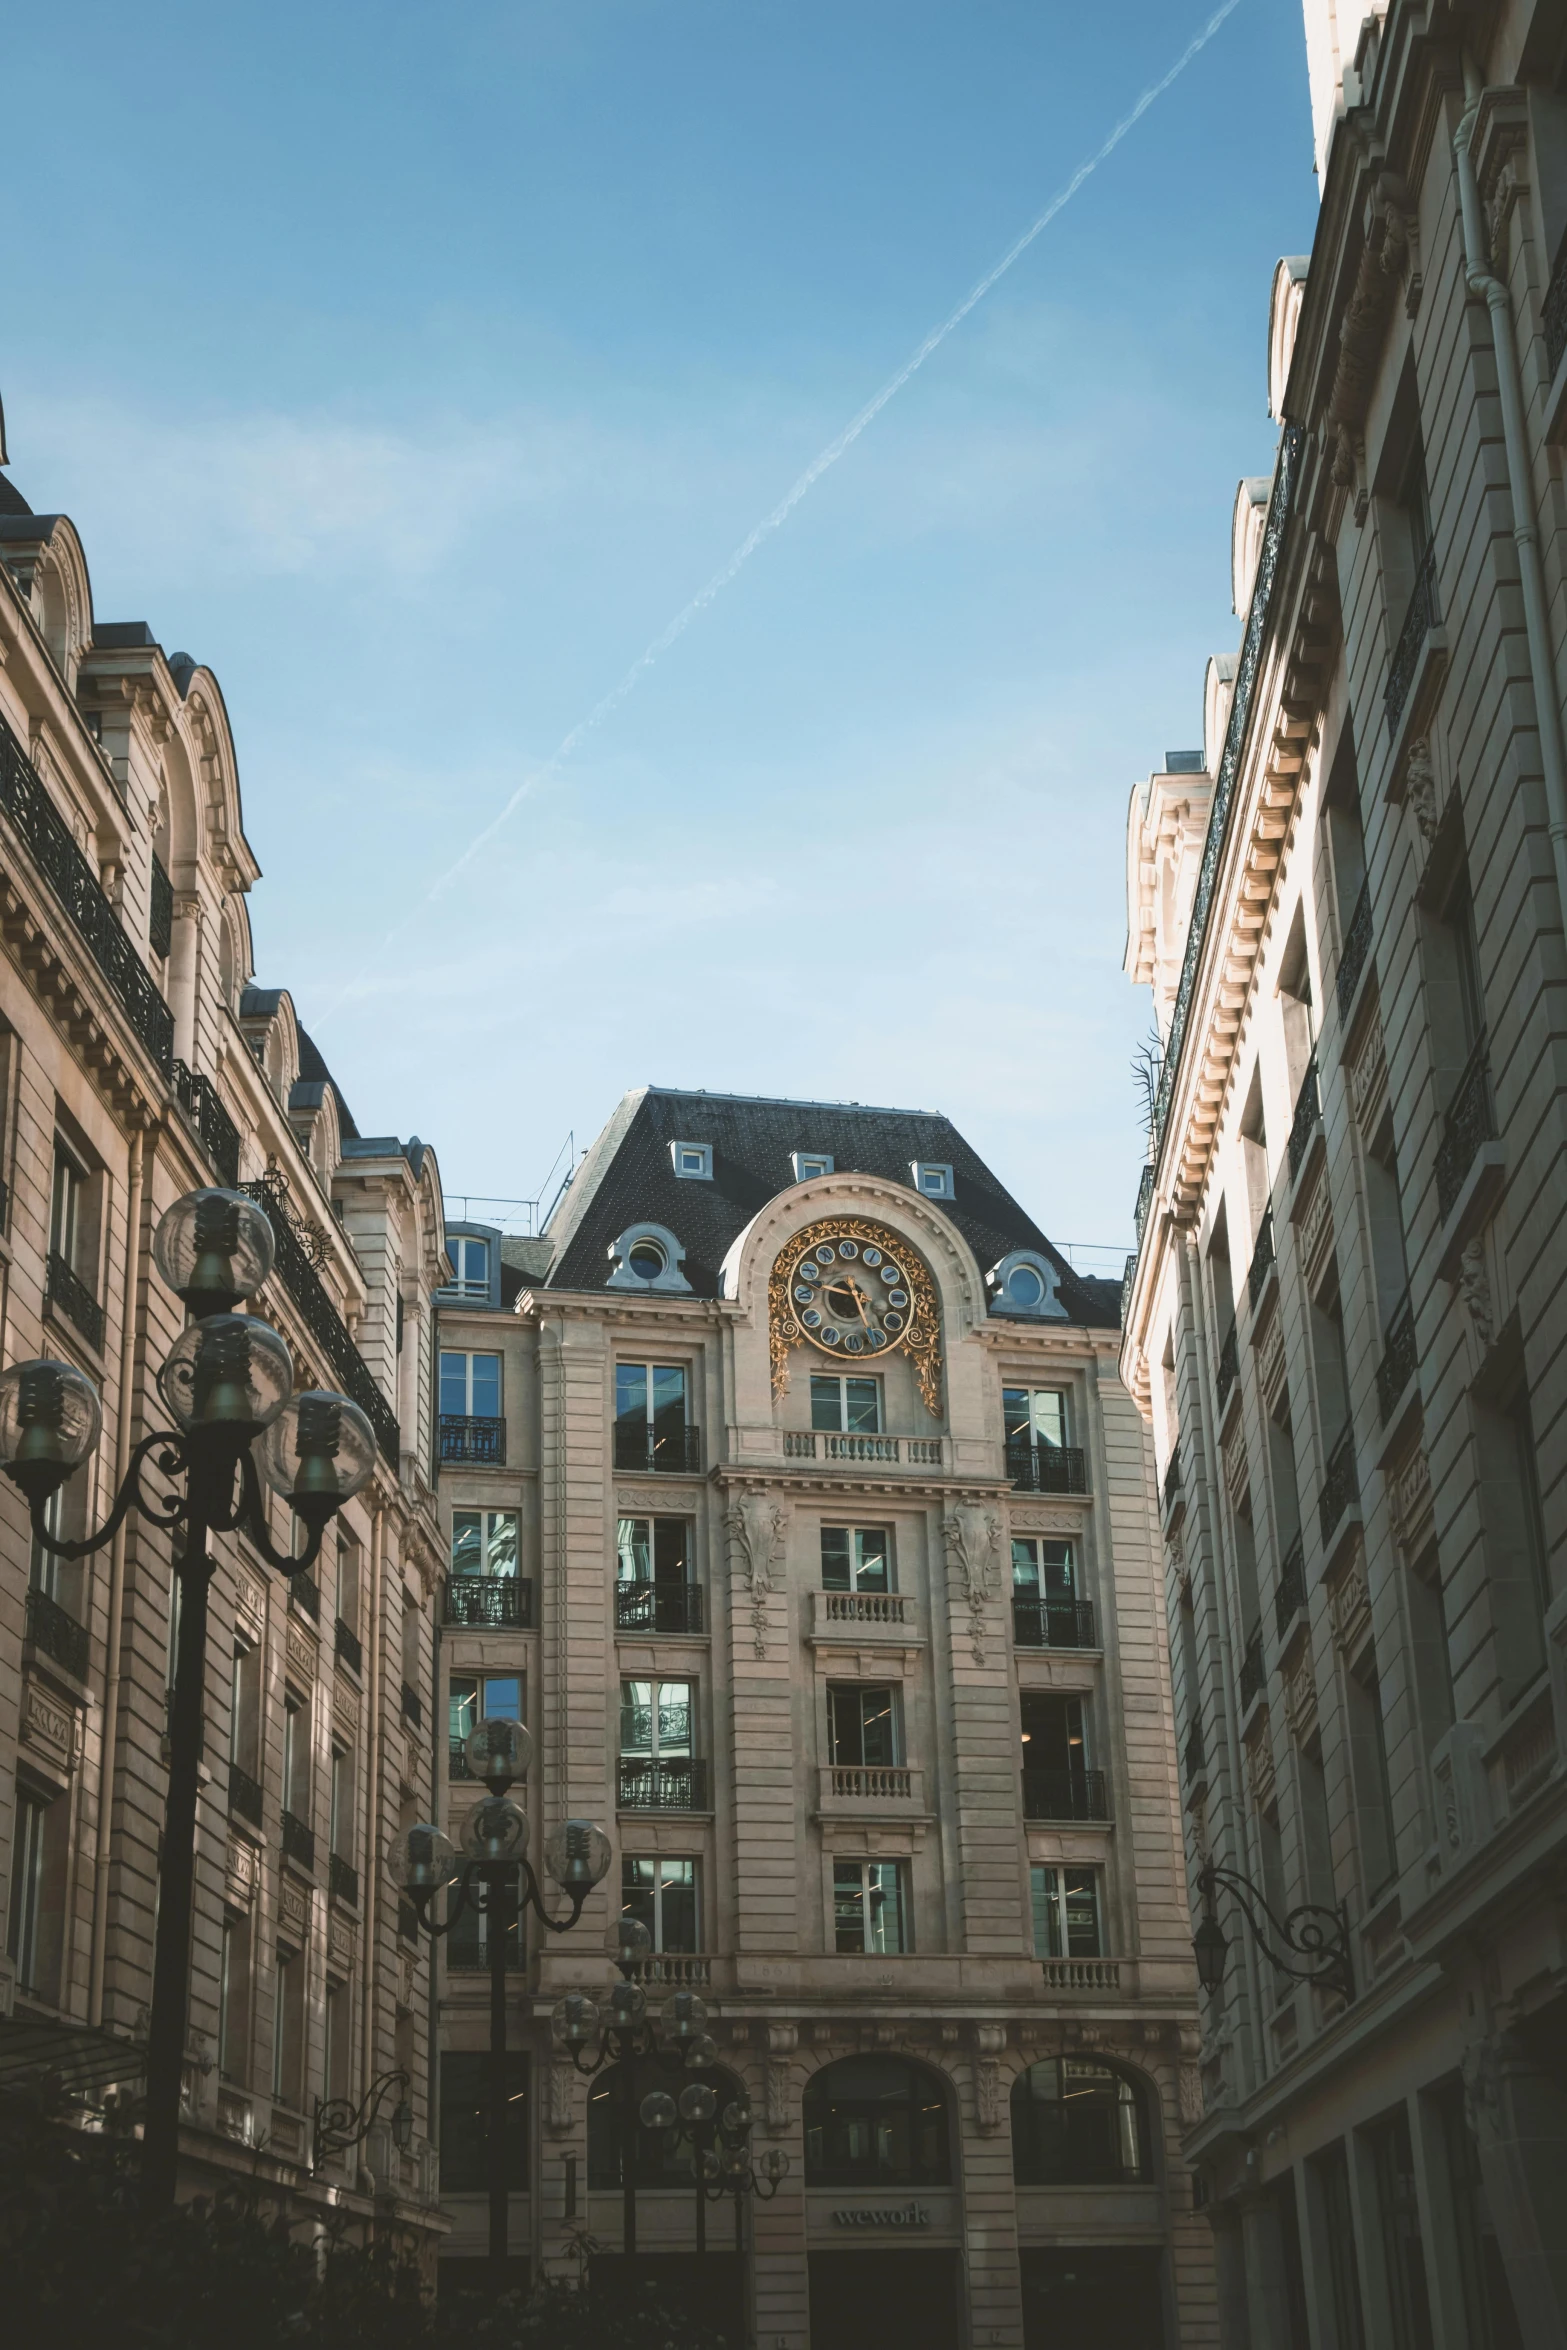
[[1178, 2023, 1204, 2127], [725, 1496, 786, 1660], [943, 1507, 1001, 1667], [769, 1215, 943, 1416], [972, 2023, 1007, 2134], [545, 2059, 574, 2134], [1457, 1238, 1494, 1356], [1404, 736, 1438, 845], [764, 2023, 797, 2135]]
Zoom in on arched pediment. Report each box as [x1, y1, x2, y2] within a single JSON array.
[[1204, 653, 1237, 776], [239, 984, 301, 1103], [1268, 255, 1309, 423], [1230, 477, 1271, 619], [719, 1175, 983, 1332], [175, 664, 259, 891], [0, 513, 94, 690]]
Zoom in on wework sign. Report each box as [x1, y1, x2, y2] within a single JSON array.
[[831, 2202, 930, 2229]]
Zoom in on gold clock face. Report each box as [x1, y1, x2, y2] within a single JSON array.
[[769, 1217, 942, 1414]]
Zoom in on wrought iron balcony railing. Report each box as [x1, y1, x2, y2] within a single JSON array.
[[1435, 1036, 1497, 1223], [400, 1679, 422, 1729], [228, 1763, 264, 1829], [1274, 1533, 1306, 1639], [329, 1853, 359, 1909], [1215, 1321, 1239, 1413], [1376, 1293, 1417, 1424], [1134, 1163, 1155, 1245], [1011, 1597, 1097, 1651], [1163, 1450, 1183, 1513], [0, 711, 174, 1074], [1319, 1422, 1359, 1547], [1385, 544, 1438, 734], [617, 1758, 711, 1812], [1238, 1626, 1266, 1712], [47, 1250, 106, 1353], [281, 1810, 316, 1871], [149, 851, 174, 960], [438, 1414, 505, 1465], [26, 1586, 90, 1681], [615, 1582, 704, 1634], [1336, 879, 1373, 1023], [289, 1572, 320, 1624], [1022, 1769, 1108, 1823], [1247, 1206, 1275, 1310], [1183, 1717, 1206, 1787], [1547, 227, 1567, 381], [1288, 1056, 1321, 1182], [239, 1176, 400, 1464], [444, 1573, 533, 1629], [1005, 1441, 1088, 1496], [613, 1423, 704, 1475], [334, 1618, 362, 1674], [172, 1059, 240, 1188]]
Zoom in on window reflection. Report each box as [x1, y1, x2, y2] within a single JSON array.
[[803, 2057, 950, 2186], [1010, 2059, 1146, 2186]]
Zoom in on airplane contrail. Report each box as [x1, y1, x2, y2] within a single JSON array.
[[323, 0, 1245, 1017]]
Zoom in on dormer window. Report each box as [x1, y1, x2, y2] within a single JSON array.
[[443, 1236, 491, 1301], [607, 1223, 692, 1294], [670, 1142, 712, 1181], [791, 1151, 834, 1182], [910, 1161, 954, 1200], [988, 1251, 1067, 1321]]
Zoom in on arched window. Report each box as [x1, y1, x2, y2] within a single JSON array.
[[803, 2056, 950, 2188], [1011, 2058, 1148, 2186], [587, 2058, 746, 2189]]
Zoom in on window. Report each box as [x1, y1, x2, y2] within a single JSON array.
[[1365, 2107, 1436, 2350], [1478, 1390, 1554, 1701], [589, 2057, 747, 2187], [811, 1374, 882, 1433], [989, 1252, 1064, 1317], [619, 1678, 693, 1759], [330, 1744, 354, 1864], [606, 1225, 690, 1292], [1297, 1736, 1337, 1910], [1434, 2082, 1524, 2350], [791, 1151, 834, 1181], [803, 2057, 950, 2187], [450, 1674, 523, 1776], [49, 1142, 84, 1273], [440, 2050, 528, 2191], [909, 1161, 953, 1200], [1030, 1865, 1102, 1959], [1003, 1387, 1069, 1456], [230, 1638, 260, 1778], [7, 1784, 63, 2001], [828, 1684, 898, 1767], [28, 1481, 84, 1611], [1310, 2142, 1366, 2350], [451, 1509, 519, 1578], [335, 1535, 361, 1636], [615, 1517, 689, 1586], [273, 1947, 306, 2108], [282, 1693, 310, 1820], [324, 1978, 351, 2104], [1020, 1691, 1087, 1780], [626, 1237, 666, 1279], [833, 1860, 906, 1954], [621, 1856, 699, 1952], [1011, 2059, 1147, 2185], [439, 1351, 500, 1419], [820, 1526, 890, 1594], [443, 1236, 491, 1300], [614, 1363, 689, 1469], [1345, 1649, 1397, 1902], [669, 1141, 712, 1180], [1011, 1538, 1076, 1599], [219, 1914, 252, 2085]]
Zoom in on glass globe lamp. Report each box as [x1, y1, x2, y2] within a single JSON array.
[[153, 1188, 276, 1316], [617, 1915, 652, 1964], [465, 1715, 533, 1792], [542, 1820, 611, 1892], [260, 1391, 376, 1522], [697, 2147, 722, 2182], [0, 1358, 102, 1500], [157, 1314, 292, 1440], [639, 2091, 677, 2133], [677, 2081, 716, 2125], [551, 1993, 600, 2051], [722, 2100, 752, 2137], [722, 2143, 751, 2179], [664, 1989, 708, 2044], [757, 2147, 790, 2184], [684, 2033, 718, 2072], [607, 1978, 647, 2029], [459, 1796, 528, 1865], [387, 1823, 458, 1894]]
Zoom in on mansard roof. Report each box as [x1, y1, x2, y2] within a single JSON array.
[[541, 1085, 1118, 1325]]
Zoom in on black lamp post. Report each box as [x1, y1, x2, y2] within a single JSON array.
[[0, 1187, 378, 2210], [1192, 1857, 1354, 2005], [388, 1728, 610, 2279], [639, 2081, 789, 2255]]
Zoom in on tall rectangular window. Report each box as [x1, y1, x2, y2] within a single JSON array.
[[1477, 1390, 1554, 1701], [615, 1363, 689, 1468], [330, 1745, 354, 1864], [819, 1525, 890, 1593], [230, 1639, 260, 1777], [282, 1692, 312, 1824], [1297, 1736, 1336, 1910], [1020, 1692, 1088, 1780], [49, 1142, 84, 1271], [442, 1236, 491, 1299], [335, 1535, 361, 1637], [811, 1375, 882, 1433], [439, 2051, 528, 2192], [450, 1673, 523, 1777], [1030, 1865, 1102, 1959], [273, 1947, 305, 2108], [833, 1860, 906, 1953], [1002, 1387, 1069, 1456], [827, 1685, 898, 1768], [621, 1857, 699, 1952], [324, 1978, 351, 2104], [447, 1867, 523, 1970], [450, 1509, 519, 1578], [1434, 2081, 1524, 2350], [439, 1351, 500, 1418], [219, 1913, 252, 2084], [7, 1785, 62, 2000], [1345, 1649, 1397, 1902], [1365, 2106, 1436, 2350], [615, 1518, 689, 1587], [619, 1680, 693, 1759], [1310, 2141, 1366, 2350]]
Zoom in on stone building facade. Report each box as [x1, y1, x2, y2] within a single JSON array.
[[0, 445, 450, 2247], [1120, 4, 1567, 2342], [433, 1087, 1211, 2349]]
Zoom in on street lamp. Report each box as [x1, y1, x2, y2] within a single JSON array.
[[1192, 1857, 1353, 2005], [388, 1724, 610, 2276], [313, 2065, 413, 2174], [0, 1187, 378, 2209], [641, 2082, 790, 2255]]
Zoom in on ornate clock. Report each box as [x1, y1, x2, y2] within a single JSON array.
[[768, 1217, 941, 1414]]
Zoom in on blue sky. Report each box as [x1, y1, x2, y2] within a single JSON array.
[[6, 0, 1315, 1262]]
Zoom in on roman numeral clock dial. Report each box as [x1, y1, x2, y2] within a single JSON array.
[[768, 1217, 943, 1415]]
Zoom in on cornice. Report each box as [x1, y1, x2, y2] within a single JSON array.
[[714, 1464, 1009, 1504]]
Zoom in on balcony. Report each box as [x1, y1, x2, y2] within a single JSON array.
[[1011, 1598, 1097, 1651], [0, 710, 175, 1074], [172, 1059, 240, 1189], [623, 1953, 712, 1988], [47, 1250, 105, 1353], [1547, 227, 1567, 380], [1376, 1293, 1417, 1425], [1319, 1422, 1359, 1548], [438, 1414, 505, 1466], [25, 1587, 90, 1682], [782, 1431, 943, 1467], [1022, 1770, 1108, 1823], [239, 1176, 400, 1464], [613, 1423, 703, 1475], [1134, 1163, 1155, 1246], [811, 1590, 916, 1638], [1238, 1628, 1266, 1713], [289, 1573, 320, 1625], [1435, 1036, 1497, 1223], [334, 1617, 362, 1675], [1040, 1957, 1123, 1993], [615, 1582, 704, 1634], [1384, 544, 1438, 735], [1288, 1056, 1320, 1183], [1247, 1206, 1275, 1312], [149, 851, 174, 960], [817, 1764, 926, 1814], [1336, 879, 1374, 1024], [228, 1763, 264, 1829], [329, 1853, 359, 1909], [281, 1810, 315, 1871], [1005, 1442, 1089, 1496], [617, 1758, 711, 1812], [1274, 1534, 1306, 1639], [1183, 1718, 1205, 1789], [444, 1574, 533, 1629], [400, 1679, 422, 1729], [1215, 1321, 1238, 1414]]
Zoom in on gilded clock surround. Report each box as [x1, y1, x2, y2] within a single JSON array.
[[769, 1216, 943, 1415]]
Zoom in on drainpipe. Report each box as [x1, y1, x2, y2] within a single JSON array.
[[90, 1125, 145, 2026], [360, 1497, 385, 2110], [1454, 71, 1567, 935]]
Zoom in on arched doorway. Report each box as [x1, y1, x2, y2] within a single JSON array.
[[1011, 2058, 1167, 2348], [804, 2056, 959, 2350], [585, 2057, 746, 2338]]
